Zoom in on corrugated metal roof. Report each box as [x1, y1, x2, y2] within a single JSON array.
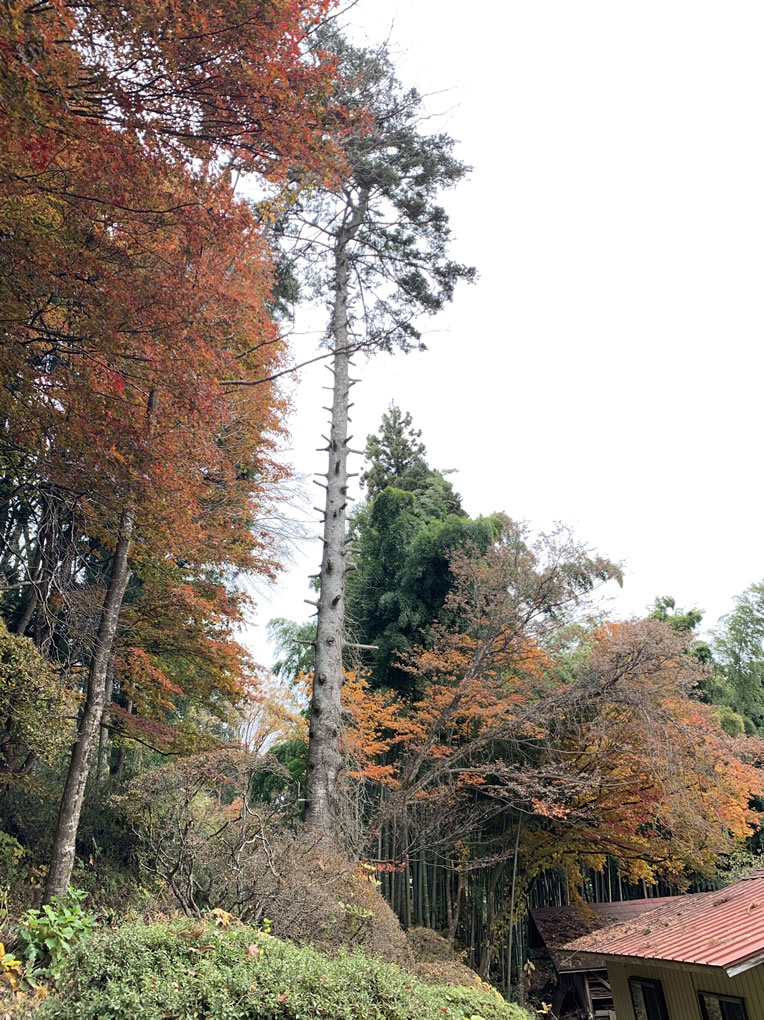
[[564, 872, 764, 976], [531, 898, 680, 972]]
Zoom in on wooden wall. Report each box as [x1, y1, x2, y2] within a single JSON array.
[[607, 958, 764, 1019]]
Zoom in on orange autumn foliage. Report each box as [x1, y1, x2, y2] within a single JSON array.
[[353, 531, 763, 888], [276, 526, 760, 895], [0, 0, 347, 749], [535, 620, 764, 884]]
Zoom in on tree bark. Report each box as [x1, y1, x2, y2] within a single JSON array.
[[304, 221, 356, 834], [403, 821, 411, 930], [15, 538, 42, 637], [96, 665, 114, 786], [506, 817, 523, 995], [43, 507, 133, 901], [445, 860, 453, 934], [479, 861, 504, 977], [421, 856, 428, 926]]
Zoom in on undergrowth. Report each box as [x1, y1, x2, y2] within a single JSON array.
[[28, 920, 533, 1020]]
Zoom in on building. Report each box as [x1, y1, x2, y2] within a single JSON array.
[[562, 872, 764, 1020], [530, 897, 680, 1018]]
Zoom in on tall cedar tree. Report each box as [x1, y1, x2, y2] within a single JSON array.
[[347, 405, 502, 698], [361, 405, 429, 500], [1, 0, 341, 898], [284, 32, 475, 836]]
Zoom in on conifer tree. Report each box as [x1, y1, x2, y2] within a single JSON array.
[[361, 404, 428, 500], [293, 33, 475, 835]]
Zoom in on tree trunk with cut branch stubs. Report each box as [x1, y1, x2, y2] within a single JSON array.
[[304, 221, 360, 834], [296, 30, 475, 839]]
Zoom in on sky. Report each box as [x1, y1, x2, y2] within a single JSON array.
[[245, 1, 764, 668]]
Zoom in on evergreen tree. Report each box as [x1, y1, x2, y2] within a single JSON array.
[[291, 32, 475, 835], [347, 411, 502, 698], [361, 403, 462, 514]]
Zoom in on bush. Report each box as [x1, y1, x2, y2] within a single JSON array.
[[406, 927, 480, 987], [116, 749, 291, 920], [120, 754, 412, 966], [0, 622, 74, 784], [35, 920, 534, 1020], [16, 888, 97, 980]]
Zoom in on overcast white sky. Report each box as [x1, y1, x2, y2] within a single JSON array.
[[245, 1, 764, 668]]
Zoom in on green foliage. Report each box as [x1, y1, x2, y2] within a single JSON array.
[[0, 621, 73, 782], [335, 900, 374, 940], [0, 831, 25, 883], [361, 405, 462, 512], [17, 887, 97, 979], [249, 737, 307, 804], [347, 487, 503, 697], [36, 921, 532, 1020], [714, 704, 747, 737], [345, 408, 509, 698], [290, 31, 476, 354], [338, 900, 374, 921], [646, 596, 719, 700], [718, 848, 764, 883], [267, 618, 316, 684], [0, 885, 9, 933], [649, 595, 703, 633], [713, 582, 764, 733]]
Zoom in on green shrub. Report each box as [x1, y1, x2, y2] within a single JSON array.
[[16, 888, 97, 979], [37, 920, 533, 1020], [0, 621, 74, 783]]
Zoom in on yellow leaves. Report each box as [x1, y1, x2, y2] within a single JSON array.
[[209, 908, 237, 929], [355, 862, 382, 888], [471, 974, 505, 1001], [0, 942, 24, 994], [620, 858, 657, 885], [241, 680, 306, 754]]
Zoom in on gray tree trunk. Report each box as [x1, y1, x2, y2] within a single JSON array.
[[44, 507, 134, 901], [303, 230, 353, 833], [96, 665, 114, 786]]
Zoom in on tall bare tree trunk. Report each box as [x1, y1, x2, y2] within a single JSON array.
[[445, 860, 453, 934], [304, 216, 363, 834], [15, 526, 44, 637], [43, 507, 134, 901]]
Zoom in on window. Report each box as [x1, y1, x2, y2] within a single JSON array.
[[628, 977, 669, 1020], [697, 991, 749, 1020]]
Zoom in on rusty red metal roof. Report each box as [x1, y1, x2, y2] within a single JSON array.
[[531, 897, 680, 972], [564, 872, 764, 976]]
